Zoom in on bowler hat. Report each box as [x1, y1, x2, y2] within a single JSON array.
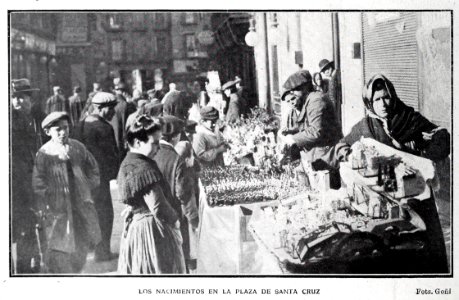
[[281, 70, 312, 100], [319, 59, 334, 73], [42, 111, 70, 129], [160, 115, 185, 136], [12, 78, 39, 94]]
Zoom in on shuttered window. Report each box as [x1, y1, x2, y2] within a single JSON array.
[[362, 12, 419, 109]]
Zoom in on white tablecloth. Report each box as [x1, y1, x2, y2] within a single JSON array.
[[196, 190, 282, 274]]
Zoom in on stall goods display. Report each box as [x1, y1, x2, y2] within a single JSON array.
[[249, 191, 373, 259], [223, 107, 282, 172], [350, 141, 424, 198], [249, 186, 426, 265], [201, 165, 309, 207]]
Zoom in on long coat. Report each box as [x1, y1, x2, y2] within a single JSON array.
[[110, 94, 136, 158], [69, 94, 85, 126], [154, 142, 197, 260], [32, 139, 101, 253], [290, 91, 342, 163], [45, 95, 70, 115], [75, 114, 119, 183], [153, 142, 194, 219]]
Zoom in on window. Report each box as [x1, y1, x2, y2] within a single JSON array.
[[154, 13, 167, 29], [270, 13, 279, 27], [108, 14, 123, 29], [132, 13, 146, 30], [184, 12, 198, 24], [111, 40, 123, 61], [150, 36, 158, 59], [185, 34, 198, 57], [157, 36, 167, 58]]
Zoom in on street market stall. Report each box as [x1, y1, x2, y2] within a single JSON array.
[[195, 104, 447, 274], [247, 138, 448, 274]]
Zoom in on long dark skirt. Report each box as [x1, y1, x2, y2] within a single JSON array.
[[118, 212, 185, 274]]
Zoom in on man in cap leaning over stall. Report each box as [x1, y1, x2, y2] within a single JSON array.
[[281, 70, 342, 188], [74, 92, 119, 262], [33, 112, 100, 273], [153, 116, 199, 273]]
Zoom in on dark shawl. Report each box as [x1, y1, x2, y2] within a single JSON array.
[[316, 74, 450, 170], [363, 74, 438, 144], [117, 152, 162, 206]]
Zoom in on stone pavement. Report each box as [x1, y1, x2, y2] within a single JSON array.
[[81, 181, 123, 274]]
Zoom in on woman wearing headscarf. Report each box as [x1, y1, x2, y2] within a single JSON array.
[[333, 74, 449, 164], [117, 115, 186, 274], [323, 74, 450, 273]]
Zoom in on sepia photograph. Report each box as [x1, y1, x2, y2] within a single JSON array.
[[8, 8, 453, 281]]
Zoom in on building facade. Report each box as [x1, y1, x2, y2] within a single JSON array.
[[54, 12, 173, 97], [251, 11, 452, 134], [10, 12, 58, 108]]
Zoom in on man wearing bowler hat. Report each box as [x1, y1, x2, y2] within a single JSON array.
[[11, 78, 43, 273], [75, 92, 119, 262], [319, 58, 342, 125], [281, 70, 342, 188], [153, 116, 199, 272]]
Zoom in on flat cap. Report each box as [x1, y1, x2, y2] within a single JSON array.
[[160, 115, 185, 136], [53, 86, 62, 93], [185, 120, 198, 134], [200, 106, 219, 121], [41, 111, 70, 129], [92, 92, 117, 106], [281, 70, 312, 100]]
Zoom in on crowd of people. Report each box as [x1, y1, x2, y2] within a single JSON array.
[[10, 56, 451, 274]]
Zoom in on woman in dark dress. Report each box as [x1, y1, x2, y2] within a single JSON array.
[[325, 74, 450, 273], [117, 115, 185, 274]]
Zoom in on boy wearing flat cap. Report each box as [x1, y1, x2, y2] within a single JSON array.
[[192, 106, 229, 168], [33, 112, 101, 273], [153, 116, 199, 273], [281, 70, 342, 187], [75, 92, 119, 262]]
